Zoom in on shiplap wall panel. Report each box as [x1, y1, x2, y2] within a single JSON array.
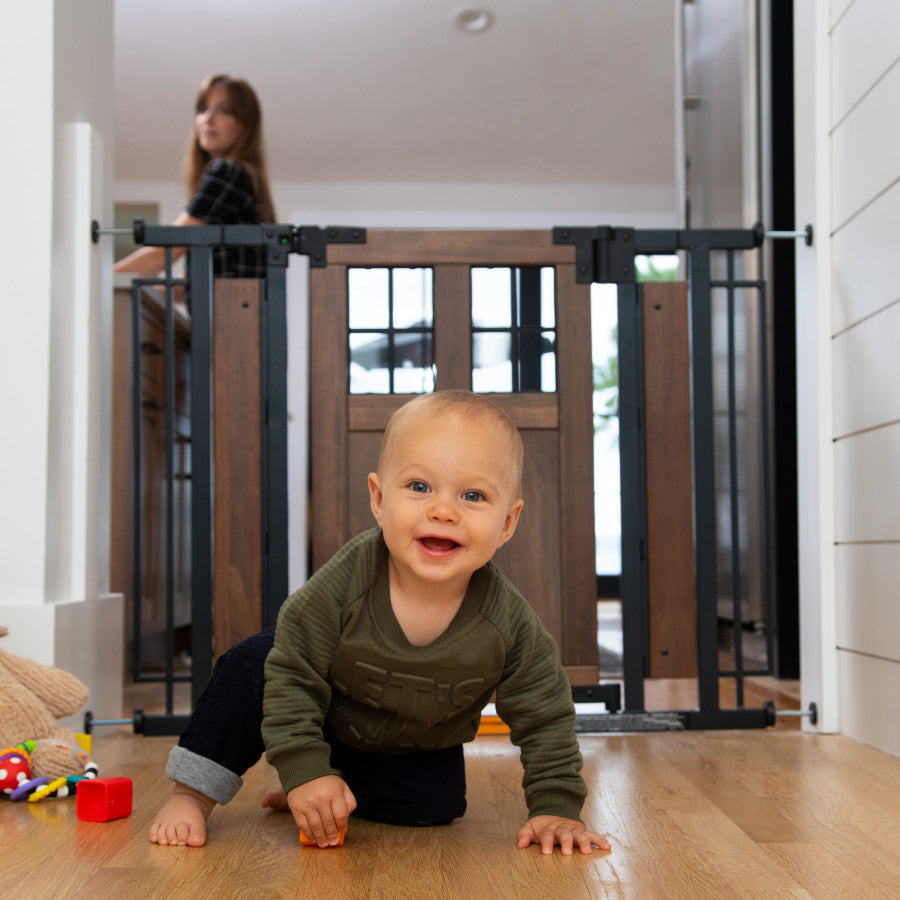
[[832, 301, 900, 437], [838, 651, 900, 758], [830, 0, 900, 127], [830, 0, 855, 29], [831, 184, 900, 333], [830, 60, 900, 228], [826, 0, 900, 755], [835, 544, 900, 662], [833, 425, 900, 543]]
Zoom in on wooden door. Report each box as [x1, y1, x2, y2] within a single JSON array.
[[309, 230, 598, 681]]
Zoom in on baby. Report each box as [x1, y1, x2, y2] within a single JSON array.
[[151, 390, 610, 856]]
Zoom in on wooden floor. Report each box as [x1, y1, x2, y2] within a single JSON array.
[[3, 725, 900, 898]]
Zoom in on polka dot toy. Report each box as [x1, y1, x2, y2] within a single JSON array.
[[0, 744, 33, 795]]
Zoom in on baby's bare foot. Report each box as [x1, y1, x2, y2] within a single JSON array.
[[149, 784, 216, 847], [260, 788, 289, 811]]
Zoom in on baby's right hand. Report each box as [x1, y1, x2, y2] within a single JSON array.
[[286, 775, 357, 847]]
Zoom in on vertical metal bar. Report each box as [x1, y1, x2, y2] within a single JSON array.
[[688, 246, 720, 711], [519, 266, 542, 391], [616, 280, 647, 711], [758, 280, 777, 672], [510, 268, 520, 392], [725, 250, 745, 706], [130, 281, 143, 683], [261, 264, 290, 627], [189, 246, 214, 704], [164, 250, 176, 714], [388, 268, 396, 394]]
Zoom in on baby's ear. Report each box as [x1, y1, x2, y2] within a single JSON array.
[[368, 472, 384, 525], [498, 498, 524, 547]]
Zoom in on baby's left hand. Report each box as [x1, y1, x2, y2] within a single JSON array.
[[517, 815, 612, 856]]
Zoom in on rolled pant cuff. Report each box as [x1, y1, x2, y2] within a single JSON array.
[[166, 745, 244, 806]]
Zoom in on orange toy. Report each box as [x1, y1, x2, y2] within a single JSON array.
[[299, 826, 346, 847]]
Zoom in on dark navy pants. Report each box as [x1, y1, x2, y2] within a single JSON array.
[[177, 626, 467, 826]]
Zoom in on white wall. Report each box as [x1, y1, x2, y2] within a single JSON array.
[[796, 0, 900, 756], [115, 180, 679, 231], [0, 2, 55, 607], [0, 0, 121, 731]]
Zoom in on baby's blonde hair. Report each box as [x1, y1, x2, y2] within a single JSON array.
[[378, 391, 524, 497]]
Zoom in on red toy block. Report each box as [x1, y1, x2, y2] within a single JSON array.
[[76, 776, 133, 822]]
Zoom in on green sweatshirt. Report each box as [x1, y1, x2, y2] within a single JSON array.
[[262, 528, 586, 821]]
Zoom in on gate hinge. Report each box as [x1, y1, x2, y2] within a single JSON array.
[[293, 226, 367, 267], [553, 226, 637, 284]]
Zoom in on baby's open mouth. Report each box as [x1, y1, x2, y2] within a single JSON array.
[[420, 536, 459, 552]]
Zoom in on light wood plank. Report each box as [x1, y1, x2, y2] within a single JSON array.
[[4, 729, 900, 899], [325, 229, 578, 267], [642, 282, 697, 678], [213, 280, 262, 654]]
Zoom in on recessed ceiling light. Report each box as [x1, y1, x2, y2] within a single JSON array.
[[451, 6, 495, 34]]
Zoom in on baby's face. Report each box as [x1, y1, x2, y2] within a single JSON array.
[[368, 411, 523, 596]]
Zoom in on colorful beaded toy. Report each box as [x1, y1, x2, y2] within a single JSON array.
[[0, 739, 97, 802]]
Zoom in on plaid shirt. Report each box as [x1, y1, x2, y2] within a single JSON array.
[[186, 158, 265, 278]]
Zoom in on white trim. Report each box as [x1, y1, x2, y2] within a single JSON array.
[[794, 0, 839, 734]]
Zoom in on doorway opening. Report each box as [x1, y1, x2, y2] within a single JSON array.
[[592, 256, 679, 683]]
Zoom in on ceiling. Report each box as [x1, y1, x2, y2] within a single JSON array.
[[114, 0, 678, 188]]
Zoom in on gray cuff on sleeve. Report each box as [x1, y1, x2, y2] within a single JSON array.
[[165, 745, 244, 806]]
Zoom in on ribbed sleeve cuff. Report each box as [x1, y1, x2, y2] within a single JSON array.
[[526, 790, 584, 823], [166, 745, 244, 806], [268, 744, 339, 796]]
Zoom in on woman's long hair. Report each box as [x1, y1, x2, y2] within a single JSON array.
[[185, 74, 277, 222]]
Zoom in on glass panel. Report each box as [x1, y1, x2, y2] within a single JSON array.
[[349, 332, 390, 394], [392, 268, 433, 328], [472, 332, 512, 392], [591, 284, 620, 575], [635, 254, 679, 282], [471, 268, 512, 327], [540, 331, 557, 391], [540, 267, 556, 327], [348, 268, 389, 329], [393, 333, 435, 394]]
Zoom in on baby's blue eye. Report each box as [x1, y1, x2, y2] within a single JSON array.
[[410, 481, 429, 493], [463, 490, 483, 502]]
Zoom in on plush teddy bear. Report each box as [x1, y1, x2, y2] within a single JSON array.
[[0, 626, 90, 782]]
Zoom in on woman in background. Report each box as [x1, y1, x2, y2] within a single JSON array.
[[114, 73, 277, 282]]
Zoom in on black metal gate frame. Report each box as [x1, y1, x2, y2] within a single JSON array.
[[555, 223, 778, 732], [90, 219, 781, 736], [106, 221, 365, 736]]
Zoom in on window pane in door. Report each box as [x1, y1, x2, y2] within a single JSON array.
[[392, 333, 435, 394], [392, 268, 433, 328], [348, 268, 389, 329], [348, 266, 434, 395], [349, 332, 390, 393], [471, 268, 512, 327], [472, 332, 512, 392], [471, 266, 557, 393]]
